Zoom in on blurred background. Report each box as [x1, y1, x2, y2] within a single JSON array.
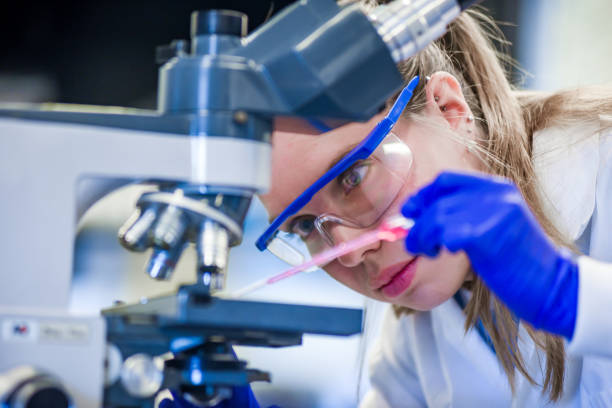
[[0, 0, 610, 407]]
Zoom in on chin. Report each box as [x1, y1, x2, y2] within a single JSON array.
[[391, 251, 470, 310], [393, 283, 455, 311]]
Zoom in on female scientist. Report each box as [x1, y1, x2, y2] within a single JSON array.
[[255, 7, 612, 407]]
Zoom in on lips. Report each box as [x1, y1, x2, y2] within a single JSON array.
[[374, 257, 419, 298]]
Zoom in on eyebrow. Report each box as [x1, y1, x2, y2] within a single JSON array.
[[267, 142, 360, 225]]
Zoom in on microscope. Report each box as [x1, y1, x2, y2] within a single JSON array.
[[0, 0, 477, 406]]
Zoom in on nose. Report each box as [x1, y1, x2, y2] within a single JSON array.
[[327, 224, 380, 268]]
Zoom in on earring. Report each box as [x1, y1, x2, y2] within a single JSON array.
[[441, 105, 447, 112], [434, 96, 439, 102], [467, 114, 474, 133], [425, 76, 431, 83]]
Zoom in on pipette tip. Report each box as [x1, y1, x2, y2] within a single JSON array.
[[230, 279, 268, 298]]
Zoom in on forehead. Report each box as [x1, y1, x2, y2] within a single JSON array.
[[260, 115, 384, 218]]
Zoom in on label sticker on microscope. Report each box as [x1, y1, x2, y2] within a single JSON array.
[[39, 322, 90, 344], [2, 319, 39, 342], [64, 323, 90, 342]]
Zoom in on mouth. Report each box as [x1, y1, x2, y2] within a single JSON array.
[[374, 257, 420, 298]]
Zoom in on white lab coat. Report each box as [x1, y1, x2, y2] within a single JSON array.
[[360, 119, 612, 407]]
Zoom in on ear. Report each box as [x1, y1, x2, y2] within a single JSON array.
[[424, 72, 471, 130]]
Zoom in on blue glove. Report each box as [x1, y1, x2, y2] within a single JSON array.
[[401, 171, 579, 339], [160, 386, 262, 408]]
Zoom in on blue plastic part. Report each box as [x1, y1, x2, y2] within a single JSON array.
[[256, 76, 419, 251], [161, 388, 261, 408], [306, 118, 333, 133]]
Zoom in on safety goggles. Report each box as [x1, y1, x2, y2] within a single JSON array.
[[255, 76, 419, 266]]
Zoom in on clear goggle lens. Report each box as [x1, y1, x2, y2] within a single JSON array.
[[267, 133, 413, 267]]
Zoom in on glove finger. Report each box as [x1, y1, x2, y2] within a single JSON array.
[[405, 195, 466, 257], [159, 399, 175, 408], [405, 218, 441, 257], [409, 192, 492, 256], [439, 214, 475, 254]]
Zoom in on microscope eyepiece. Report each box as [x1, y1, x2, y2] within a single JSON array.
[[191, 10, 248, 38]]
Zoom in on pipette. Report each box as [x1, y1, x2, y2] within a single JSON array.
[[231, 215, 414, 298]]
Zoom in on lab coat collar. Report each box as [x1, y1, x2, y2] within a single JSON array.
[[533, 121, 602, 241]]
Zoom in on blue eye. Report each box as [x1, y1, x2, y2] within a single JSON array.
[[289, 216, 315, 239], [340, 163, 369, 193]]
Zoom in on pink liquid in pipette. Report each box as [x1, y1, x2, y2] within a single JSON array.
[[231, 217, 412, 298], [268, 222, 409, 284]]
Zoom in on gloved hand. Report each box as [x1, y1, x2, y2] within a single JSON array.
[[401, 171, 579, 339], [159, 386, 262, 408]]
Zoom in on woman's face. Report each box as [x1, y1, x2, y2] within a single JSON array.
[[260, 72, 483, 310]]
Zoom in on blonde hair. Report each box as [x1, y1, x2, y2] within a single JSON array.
[[362, 4, 612, 401]]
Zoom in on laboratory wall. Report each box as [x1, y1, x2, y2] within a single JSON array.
[[519, 0, 612, 90]]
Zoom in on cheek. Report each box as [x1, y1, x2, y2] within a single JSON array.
[[322, 263, 367, 296], [407, 131, 483, 188]]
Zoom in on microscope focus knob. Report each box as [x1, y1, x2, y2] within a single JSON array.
[[0, 366, 71, 408], [11, 379, 70, 408], [191, 10, 248, 38], [120, 353, 164, 398]]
